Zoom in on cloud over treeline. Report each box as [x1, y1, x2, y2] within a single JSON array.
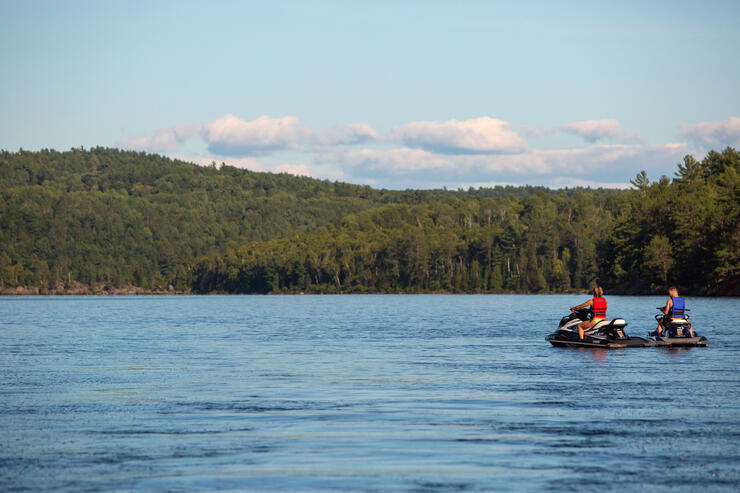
[[319, 143, 690, 187], [389, 117, 527, 154], [681, 117, 740, 148], [121, 114, 377, 156], [123, 124, 200, 153], [119, 114, 735, 188], [203, 115, 308, 156], [122, 115, 640, 157]]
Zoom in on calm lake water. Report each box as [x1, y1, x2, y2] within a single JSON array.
[[1, 295, 739, 492]]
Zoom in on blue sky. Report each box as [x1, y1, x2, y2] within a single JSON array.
[[1, 0, 739, 188]]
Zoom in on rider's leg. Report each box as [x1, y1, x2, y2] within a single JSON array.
[[578, 320, 594, 340]]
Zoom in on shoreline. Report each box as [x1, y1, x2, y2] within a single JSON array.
[[1, 288, 733, 297]]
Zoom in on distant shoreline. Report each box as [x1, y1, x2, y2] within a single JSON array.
[[1, 286, 731, 297], [3, 148, 738, 299]]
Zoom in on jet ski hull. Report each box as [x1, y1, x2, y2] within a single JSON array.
[[545, 335, 626, 349], [620, 336, 654, 347], [545, 334, 653, 349], [651, 335, 709, 347]]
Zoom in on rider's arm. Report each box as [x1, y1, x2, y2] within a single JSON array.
[[570, 299, 593, 311], [662, 298, 672, 315]]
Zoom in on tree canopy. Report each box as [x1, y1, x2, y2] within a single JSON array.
[[1, 147, 737, 295]]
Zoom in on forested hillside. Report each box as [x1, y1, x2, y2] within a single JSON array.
[[1, 147, 737, 295]]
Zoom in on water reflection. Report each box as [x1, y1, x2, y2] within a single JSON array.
[[587, 348, 609, 361], [570, 346, 612, 363], [659, 346, 694, 354]]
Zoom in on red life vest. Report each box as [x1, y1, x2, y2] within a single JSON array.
[[592, 297, 607, 318]]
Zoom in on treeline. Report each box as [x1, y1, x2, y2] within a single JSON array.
[[0, 147, 584, 292], [0, 147, 737, 295], [192, 147, 739, 295], [193, 193, 622, 294], [600, 148, 739, 294]]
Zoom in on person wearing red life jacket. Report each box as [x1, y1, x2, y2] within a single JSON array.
[[569, 286, 607, 340]]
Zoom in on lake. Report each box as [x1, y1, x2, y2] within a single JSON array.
[[1, 295, 739, 492]]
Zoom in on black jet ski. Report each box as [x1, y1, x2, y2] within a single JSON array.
[[546, 308, 653, 348], [648, 308, 709, 347]]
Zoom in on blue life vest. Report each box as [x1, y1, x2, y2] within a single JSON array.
[[671, 297, 686, 318]]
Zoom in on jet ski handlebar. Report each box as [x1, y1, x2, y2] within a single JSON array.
[[568, 307, 591, 319]]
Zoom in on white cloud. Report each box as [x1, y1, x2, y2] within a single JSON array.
[[389, 117, 528, 154], [310, 122, 380, 147], [202, 114, 310, 156], [549, 177, 632, 189], [120, 114, 698, 188], [275, 163, 311, 176], [121, 114, 380, 156], [319, 143, 691, 188], [562, 119, 622, 141], [342, 123, 379, 144], [175, 154, 312, 178], [681, 117, 740, 148], [520, 119, 643, 144], [324, 148, 454, 173], [505, 144, 688, 177], [120, 124, 200, 153], [174, 154, 266, 171]]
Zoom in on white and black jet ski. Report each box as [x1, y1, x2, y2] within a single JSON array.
[[648, 307, 709, 347], [546, 308, 653, 348]]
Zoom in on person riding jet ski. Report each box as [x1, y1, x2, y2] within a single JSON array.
[[545, 286, 650, 348], [570, 285, 607, 340], [655, 286, 694, 337]]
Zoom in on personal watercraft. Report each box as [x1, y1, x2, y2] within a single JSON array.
[[648, 307, 709, 347], [546, 308, 653, 348]]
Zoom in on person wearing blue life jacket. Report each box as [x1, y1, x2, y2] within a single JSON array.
[[570, 286, 607, 340], [656, 286, 694, 337]]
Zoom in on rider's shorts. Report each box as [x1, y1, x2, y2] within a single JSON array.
[[591, 317, 604, 324]]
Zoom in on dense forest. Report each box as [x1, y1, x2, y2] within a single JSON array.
[[1, 147, 737, 295]]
